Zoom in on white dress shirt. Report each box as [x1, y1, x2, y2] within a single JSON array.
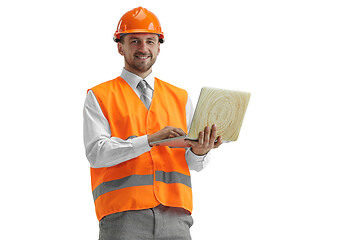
[[83, 69, 209, 171]]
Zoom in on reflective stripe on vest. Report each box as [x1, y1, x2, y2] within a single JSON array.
[[93, 171, 192, 202]]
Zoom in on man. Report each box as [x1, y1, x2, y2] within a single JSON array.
[[83, 7, 222, 240]]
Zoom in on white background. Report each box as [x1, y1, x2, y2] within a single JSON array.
[[1, 0, 359, 239]]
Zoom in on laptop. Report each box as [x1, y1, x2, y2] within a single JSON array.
[[150, 87, 251, 147]]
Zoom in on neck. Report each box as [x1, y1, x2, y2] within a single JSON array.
[[124, 66, 152, 79]]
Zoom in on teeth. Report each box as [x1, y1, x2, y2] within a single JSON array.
[[137, 56, 149, 59]]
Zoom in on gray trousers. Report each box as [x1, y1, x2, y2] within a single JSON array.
[[99, 205, 193, 240]]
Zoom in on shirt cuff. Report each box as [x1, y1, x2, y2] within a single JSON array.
[[188, 149, 207, 160], [186, 148, 211, 171], [132, 135, 152, 153]]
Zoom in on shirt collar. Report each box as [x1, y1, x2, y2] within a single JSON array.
[[120, 68, 155, 90]]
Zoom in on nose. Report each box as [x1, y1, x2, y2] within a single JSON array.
[[137, 41, 148, 53]]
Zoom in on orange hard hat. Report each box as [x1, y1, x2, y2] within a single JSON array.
[[113, 7, 164, 43]]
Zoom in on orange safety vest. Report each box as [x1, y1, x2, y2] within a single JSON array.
[[89, 76, 192, 221]]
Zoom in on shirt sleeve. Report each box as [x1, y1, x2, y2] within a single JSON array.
[[83, 89, 210, 170], [83, 90, 152, 168], [184, 95, 210, 172]]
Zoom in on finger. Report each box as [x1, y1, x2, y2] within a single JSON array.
[[177, 128, 187, 136], [198, 131, 204, 145], [204, 126, 210, 144], [169, 126, 186, 137], [169, 131, 179, 138], [209, 124, 217, 143], [213, 136, 223, 148], [172, 127, 186, 136]]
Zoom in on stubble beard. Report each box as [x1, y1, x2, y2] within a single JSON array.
[[125, 53, 157, 74]]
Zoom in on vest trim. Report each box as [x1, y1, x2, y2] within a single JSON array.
[[155, 171, 192, 188], [92, 174, 153, 201], [92, 171, 192, 202]]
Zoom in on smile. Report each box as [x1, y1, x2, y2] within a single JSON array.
[[136, 55, 150, 60]]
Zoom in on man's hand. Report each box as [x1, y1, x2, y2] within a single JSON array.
[[148, 126, 186, 147], [185, 124, 223, 156]]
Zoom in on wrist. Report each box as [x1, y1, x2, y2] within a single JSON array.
[[190, 147, 208, 156], [147, 134, 154, 147]]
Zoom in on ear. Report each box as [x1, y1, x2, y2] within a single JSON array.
[[117, 43, 124, 56]]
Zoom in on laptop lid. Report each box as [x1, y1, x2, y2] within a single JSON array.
[[150, 87, 251, 147]]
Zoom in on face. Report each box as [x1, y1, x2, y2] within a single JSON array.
[[118, 33, 160, 78]]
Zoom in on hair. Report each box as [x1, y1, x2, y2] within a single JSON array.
[[119, 35, 126, 44]]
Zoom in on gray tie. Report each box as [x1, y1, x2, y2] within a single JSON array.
[[137, 80, 152, 109]]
